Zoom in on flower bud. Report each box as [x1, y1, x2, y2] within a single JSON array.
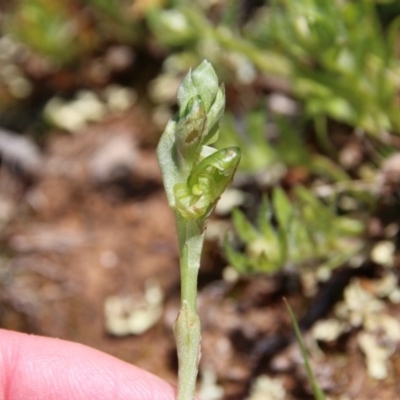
[[190, 60, 219, 112], [177, 60, 225, 146], [157, 60, 232, 212], [203, 84, 225, 145], [174, 147, 241, 220], [175, 96, 206, 162]]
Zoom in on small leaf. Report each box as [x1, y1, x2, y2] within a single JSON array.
[[177, 69, 198, 114], [273, 188, 293, 265], [258, 197, 278, 245], [203, 85, 225, 144], [257, 251, 281, 273], [156, 116, 181, 208], [224, 236, 251, 273], [232, 209, 259, 243], [273, 187, 293, 229]]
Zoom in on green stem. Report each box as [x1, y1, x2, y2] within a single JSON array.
[[176, 215, 205, 311], [156, 60, 239, 400], [174, 213, 205, 400]]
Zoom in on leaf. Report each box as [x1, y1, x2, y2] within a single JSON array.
[[257, 197, 278, 245], [224, 236, 251, 273], [284, 299, 325, 400], [272, 187, 293, 264], [227, 185, 364, 275], [256, 251, 281, 273], [156, 116, 181, 208], [232, 209, 259, 243], [273, 187, 293, 229], [191, 60, 219, 111]]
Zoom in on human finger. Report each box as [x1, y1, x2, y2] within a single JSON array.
[[0, 329, 176, 400]]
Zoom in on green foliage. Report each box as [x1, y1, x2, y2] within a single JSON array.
[[225, 186, 365, 274], [147, 7, 198, 47], [148, 0, 400, 138], [217, 109, 276, 172], [5, 0, 97, 64], [6, 0, 399, 140], [244, 0, 400, 135], [217, 108, 352, 186], [284, 299, 325, 400], [217, 108, 316, 172], [85, 0, 142, 43], [145, 4, 290, 91], [4, 0, 141, 66]]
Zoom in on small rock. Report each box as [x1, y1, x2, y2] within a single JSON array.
[[379, 153, 400, 195], [104, 45, 135, 72], [267, 93, 299, 116], [358, 332, 393, 380], [0, 128, 42, 177], [245, 375, 286, 400], [103, 85, 137, 113], [215, 188, 246, 216], [312, 318, 346, 342], [370, 240, 395, 267], [89, 135, 137, 184], [104, 281, 164, 336]]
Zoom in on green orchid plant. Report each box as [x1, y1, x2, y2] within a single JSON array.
[[157, 60, 240, 400]]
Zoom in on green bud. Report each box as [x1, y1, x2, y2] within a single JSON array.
[[174, 147, 241, 220], [175, 96, 206, 163], [190, 60, 219, 112], [177, 60, 220, 118], [177, 70, 198, 116], [203, 84, 225, 145], [157, 60, 234, 217], [189, 146, 240, 193], [176, 61, 225, 148]]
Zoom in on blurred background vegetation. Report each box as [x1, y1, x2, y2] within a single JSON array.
[[2, 0, 398, 271], [2, 0, 400, 398]]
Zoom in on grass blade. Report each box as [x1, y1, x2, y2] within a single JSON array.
[[284, 298, 325, 400]]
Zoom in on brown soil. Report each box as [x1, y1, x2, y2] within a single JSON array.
[[1, 106, 400, 400]]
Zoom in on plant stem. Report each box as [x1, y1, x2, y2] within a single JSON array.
[[156, 60, 240, 400], [176, 215, 205, 311], [174, 213, 205, 400]]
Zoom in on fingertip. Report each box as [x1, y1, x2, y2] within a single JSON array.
[[0, 329, 176, 400]]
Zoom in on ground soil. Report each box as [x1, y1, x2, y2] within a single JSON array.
[[1, 106, 400, 400]]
